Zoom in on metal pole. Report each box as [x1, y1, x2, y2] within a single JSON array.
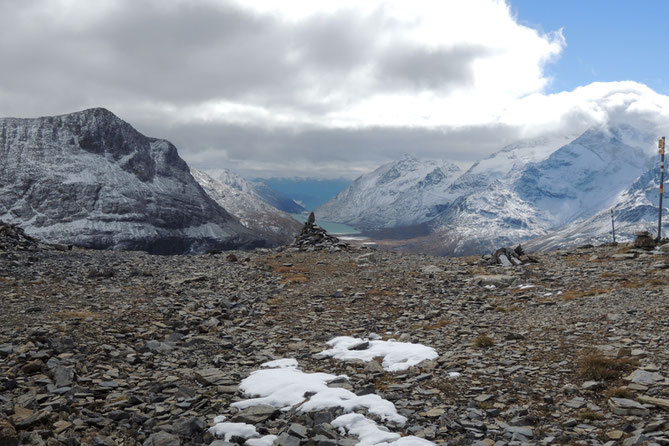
[[610, 209, 615, 244], [658, 137, 666, 242]]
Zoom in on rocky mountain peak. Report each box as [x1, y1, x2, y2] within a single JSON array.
[[0, 108, 261, 254]]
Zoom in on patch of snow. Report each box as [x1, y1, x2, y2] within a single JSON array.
[[245, 435, 278, 446], [231, 365, 406, 424], [317, 336, 438, 372], [332, 413, 436, 446], [208, 422, 258, 441]]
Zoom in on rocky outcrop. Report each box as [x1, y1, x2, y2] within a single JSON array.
[[0, 108, 263, 254]]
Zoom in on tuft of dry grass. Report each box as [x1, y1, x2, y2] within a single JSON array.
[[578, 410, 604, 421], [275, 266, 310, 273], [605, 387, 634, 399], [495, 306, 521, 312], [56, 311, 103, 320], [473, 335, 495, 349], [577, 353, 637, 381], [561, 288, 611, 301], [280, 275, 309, 285], [421, 319, 453, 330]]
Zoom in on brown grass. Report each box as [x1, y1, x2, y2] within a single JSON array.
[[561, 288, 611, 301], [421, 319, 453, 330], [578, 410, 604, 421], [275, 266, 310, 273], [280, 275, 309, 285], [604, 387, 634, 399], [495, 306, 521, 312], [577, 353, 637, 381], [473, 335, 495, 348], [55, 311, 103, 320]]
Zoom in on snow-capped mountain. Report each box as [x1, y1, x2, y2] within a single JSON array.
[[315, 155, 462, 228], [525, 165, 666, 251], [191, 168, 301, 245], [416, 125, 657, 255], [203, 169, 306, 214], [0, 108, 263, 254]]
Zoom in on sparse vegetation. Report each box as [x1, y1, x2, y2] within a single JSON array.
[[280, 275, 309, 285], [578, 410, 604, 421], [605, 386, 634, 399], [561, 288, 611, 301], [56, 311, 103, 320], [577, 353, 637, 381], [473, 335, 495, 348]]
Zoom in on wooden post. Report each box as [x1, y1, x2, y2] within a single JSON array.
[[658, 137, 666, 242]]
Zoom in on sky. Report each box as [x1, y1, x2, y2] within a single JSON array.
[[2, 0, 669, 179]]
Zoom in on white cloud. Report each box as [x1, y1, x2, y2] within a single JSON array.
[[1, 0, 668, 178]]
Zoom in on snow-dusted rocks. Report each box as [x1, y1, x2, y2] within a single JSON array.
[[191, 168, 301, 246], [316, 155, 461, 229], [0, 108, 262, 254]]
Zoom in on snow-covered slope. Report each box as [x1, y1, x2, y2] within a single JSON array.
[[418, 125, 657, 255], [0, 108, 263, 254], [247, 182, 307, 214], [445, 133, 578, 201], [192, 168, 301, 245], [525, 166, 666, 252], [203, 169, 306, 214], [315, 155, 462, 228]]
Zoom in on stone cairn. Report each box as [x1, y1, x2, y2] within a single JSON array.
[[485, 244, 538, 266], [0, 221, 39, 252], [290, 212, 350, 252]]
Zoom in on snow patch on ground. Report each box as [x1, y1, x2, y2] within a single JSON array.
[[317, 336, 438, 371], [211, 358, 438, 445], [208, 421, 258, 442]]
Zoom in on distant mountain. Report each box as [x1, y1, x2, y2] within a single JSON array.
[[411, 125, 657, 255], [257, 177, 351, 211], [192, 168, 301, 245], [316, 155, 462, 229], [248, 182, 306, 214], [525, 166, 666, 252], [0, 108, 263, 254]]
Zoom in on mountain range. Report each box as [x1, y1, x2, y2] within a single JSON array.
[[316, 124, 665, 255], [2, 107, 666, 256]]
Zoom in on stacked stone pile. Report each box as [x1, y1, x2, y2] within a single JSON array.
[[290, 213, 350, 252]]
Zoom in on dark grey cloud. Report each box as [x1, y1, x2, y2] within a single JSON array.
[[134, 117, 519, 178]]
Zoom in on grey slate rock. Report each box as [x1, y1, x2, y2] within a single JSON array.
[[231, 405, 279, 424], [143, 431, 181, 446]]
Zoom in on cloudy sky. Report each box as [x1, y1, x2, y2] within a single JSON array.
[[2, 0, 669, 178]]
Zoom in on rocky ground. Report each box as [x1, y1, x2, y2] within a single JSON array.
[[1, 221, 669, 446]]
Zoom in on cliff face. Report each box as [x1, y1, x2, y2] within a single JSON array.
[[0, 108, 263, 254]]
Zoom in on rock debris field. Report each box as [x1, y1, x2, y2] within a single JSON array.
[[2, 222, 669, 446]]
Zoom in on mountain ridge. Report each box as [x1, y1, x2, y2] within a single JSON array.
[[0, 108, 264, 254]]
